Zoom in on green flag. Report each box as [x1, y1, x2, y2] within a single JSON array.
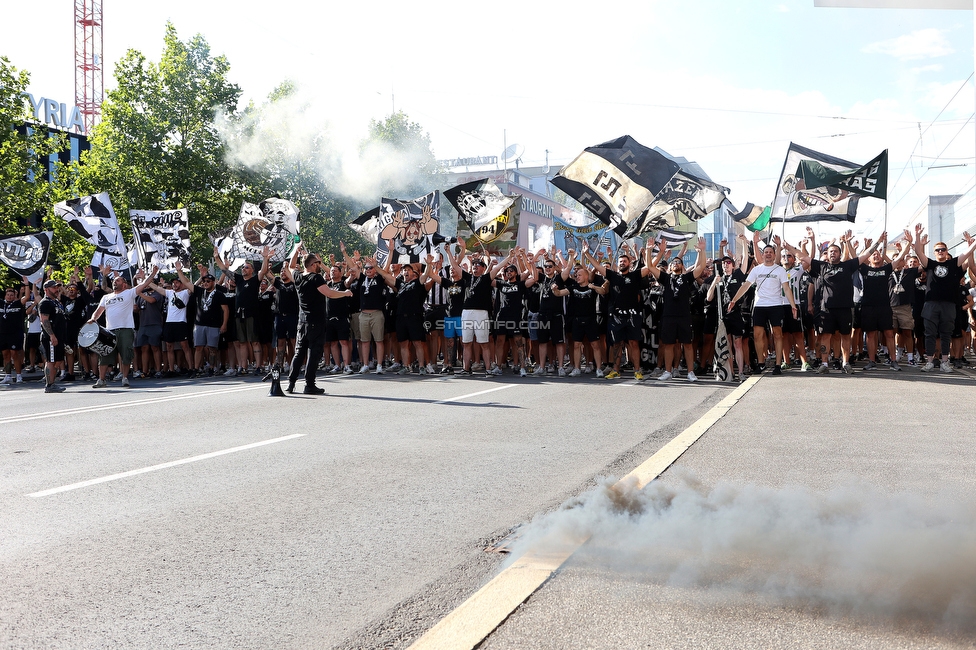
[[730, 203, 771, 232], [798, 150, 887, 201]]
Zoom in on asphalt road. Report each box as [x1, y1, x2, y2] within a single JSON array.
[[0, 370, 733, 649]]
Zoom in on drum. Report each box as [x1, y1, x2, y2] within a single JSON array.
[[78, 322, 117, 357]]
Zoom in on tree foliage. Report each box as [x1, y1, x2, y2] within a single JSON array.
[[74, 23, 245, 262]]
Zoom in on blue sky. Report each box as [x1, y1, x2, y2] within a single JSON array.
[[3, 0, 973, 238]]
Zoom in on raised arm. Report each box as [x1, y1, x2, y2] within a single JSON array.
[[857, 231, 885, 265], [913, 224, 929, 267], [691, 237, 707, 279]]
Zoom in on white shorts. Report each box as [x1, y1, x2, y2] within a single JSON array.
[[460, 309, 490, 344]]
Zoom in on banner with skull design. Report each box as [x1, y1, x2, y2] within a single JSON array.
[[0, 231, 53, 282], [377, 191, 448, 266], [54, 192, 129, 271], [130, 209, 191, 273], [211, 198, 301, 271], [445, 178, 521, 251], [771, 143, 860, 223]]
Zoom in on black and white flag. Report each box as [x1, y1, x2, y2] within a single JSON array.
[[625, 172, 728, 238], [0, 231, 53, 282], [444, 178, 521, 246], [551, 135, 681, 236], [772, 143, 860, 223], [211, 198, 301, 271], [130, 209, 191, 273], [54, 192, 129, 271]]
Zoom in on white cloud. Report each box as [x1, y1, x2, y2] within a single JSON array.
[[862, 28, 954, 61]]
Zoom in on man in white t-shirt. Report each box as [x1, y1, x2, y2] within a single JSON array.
[[145, 265, 193, 376], [727, 240, 797, 376], [87, 266, 156, 388]]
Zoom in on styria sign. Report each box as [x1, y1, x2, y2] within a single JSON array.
[[24, 93, 85, 132]]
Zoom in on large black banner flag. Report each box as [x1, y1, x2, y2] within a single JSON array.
[[551, 135, 681, 235], [54, 192, 129, 270], [798, 149, 888, 201], [0, 231, 53, 282], [378, 191, 448, 265], [772, 143, 860, 223]]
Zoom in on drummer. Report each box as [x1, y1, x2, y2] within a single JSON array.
[[86, 265, 157, 389]]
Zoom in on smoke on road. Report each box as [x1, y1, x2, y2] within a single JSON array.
[[507, 471, 976, 631]]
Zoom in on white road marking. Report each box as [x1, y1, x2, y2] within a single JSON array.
[[0, 385, 264, 425], [26, 434, 306, 498], [433, 384, 517, 404]]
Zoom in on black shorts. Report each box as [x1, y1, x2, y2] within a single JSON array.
[[722, 312, 746, 338], [703, 309, 719, 336], [852, 304, 862, 330], [0, 332, 23, 352], [325, 316, 351, 342], [608, 311, 641, 344], [660, 315, 693, 345], [396, 315, 427, 342], [40, 336, 65, 363], [752, 305, 784, 330], [536, 312, 565, 344], [162, 321, 189, 343], [570, 315, 600, 342], [816, 307, 853, 335], [424, 306, 447, 333], [782, 305, 804, 334], [385, 311, 397, 335], [860, 305, 893, 333], [494, 315, 524, 339], [275, 314, 298, 341]]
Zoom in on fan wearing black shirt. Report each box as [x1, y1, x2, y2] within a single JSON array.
[[0, 283, 28, 384], [176, 264, 229, 376], [391, 261, 435, 374], [285, 250, 354, 394], [491, 248, 535, 377], [214, 246, 273, 374], [38, 280, 67, 393], [585, 241, 655, 380], [913, 224, 976, 372], [447, 239, 497, 376], [560, 249, 608, 377]]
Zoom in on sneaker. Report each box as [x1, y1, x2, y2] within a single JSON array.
[[490, 366, 503, 376], [687, 371, 698, 382], [224, 368, 237, 377], [634, 371, 645, 381], [780, 362, 790, 371], [426, 363, 436, 374], [285, 382, 296, 393], [389, 362, 402, 371], [93, 379, 107, 388], [771, 366, 782, 376], [921, 361, 936, 372], [15, 375, 24, 383], [417, 367, 427, 376], [344, 366, 354, 375], [396, 366, 409, 375], [658, 370, 673, 381], [596, 368, 604, 378], [907, 358, 917, 367], [941, 360, 953, 373], [890, 360, 902, 371], [303, 385, 326, 395], [583, 364, 594, 374], [863, 360, 877, 370], [605, 370, 620, 379], [112, 373, 123, 382], [0, 375, 11, 385], [121, 377, 130, 388], [569, 368, 581, 377], [801, 362, 812, 372], [650, 367, 664, 378], [557, 368, 566, 377], [375, 366, 385, 375], [843, 363, 853, 375], [816, 363, 829, 374], [519, 367, 528, 377], [44, 383, 66, 393], [131, 370, 143, 379]]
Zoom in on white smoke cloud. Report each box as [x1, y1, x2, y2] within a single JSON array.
[[216, 82, 436, 207], [506, 471, 976, 631]]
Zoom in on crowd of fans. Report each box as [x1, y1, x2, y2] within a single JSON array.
[[2, 223, 975, 394]]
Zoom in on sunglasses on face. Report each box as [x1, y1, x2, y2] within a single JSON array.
[[935, 248, 947, 253]]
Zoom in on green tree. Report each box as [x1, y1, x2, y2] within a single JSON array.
[[0, 57, 70, 284], [73, 23, 245, 264]]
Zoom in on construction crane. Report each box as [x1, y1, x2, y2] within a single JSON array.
[[74, 0, 103, 135]]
